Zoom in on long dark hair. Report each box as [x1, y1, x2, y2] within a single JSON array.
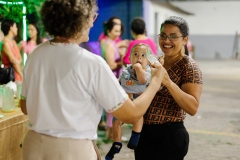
[[27, 22, 42, 45]]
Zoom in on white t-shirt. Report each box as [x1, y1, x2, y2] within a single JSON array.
[[21, 41, 128, 140]]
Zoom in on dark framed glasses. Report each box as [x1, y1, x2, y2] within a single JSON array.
[[158, 34, 183, 41], [93, 13, 99, 22]]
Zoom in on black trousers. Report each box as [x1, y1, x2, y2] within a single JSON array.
[[134, 122, 189, 160]]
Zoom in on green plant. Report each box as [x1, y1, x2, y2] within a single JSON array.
[[0, 0, 45, 22]]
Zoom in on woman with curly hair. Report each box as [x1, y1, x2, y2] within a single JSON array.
[[20, 0, 166, 159]]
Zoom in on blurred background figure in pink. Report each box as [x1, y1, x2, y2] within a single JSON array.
[[187, 39, 194, 59], [19, 22, 47, 56], [99, 17, 126, 141], [123, 17, 157, 65]]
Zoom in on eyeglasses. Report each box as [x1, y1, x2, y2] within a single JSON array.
[[93, 13, 99, 22], [158, 34, 183, 41]]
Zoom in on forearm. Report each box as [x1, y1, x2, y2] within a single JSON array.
[[112, 62, 165, 124], [110, 61, 122, 70], [120, 78, 160, 124], [166, 81, 199, 116], [135, 68, 147, 84], [12, 64, 23, 79], [9, 57, 21, 65], [20, 99, 28, 115], [133, 79, 159, 113]]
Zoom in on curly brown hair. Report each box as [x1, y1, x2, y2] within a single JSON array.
[[40, 0, 97, 39]]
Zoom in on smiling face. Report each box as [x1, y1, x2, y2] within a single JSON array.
[[107, 24, 121, 41], [130, 45, 149, 67], [28, 24, 38, 39], [159, 24, 188, 57]]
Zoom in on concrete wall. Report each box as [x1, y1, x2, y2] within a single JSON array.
[[172, 1, 240, 59], [144, 1, 240, 59], [143, 1, 188, 55]]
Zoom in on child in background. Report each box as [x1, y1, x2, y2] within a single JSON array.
[[105, 43, 162, 160]]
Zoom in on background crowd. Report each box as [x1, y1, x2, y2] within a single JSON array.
[[0, 0, 202, 160]]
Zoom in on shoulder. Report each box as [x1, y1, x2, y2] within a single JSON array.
[[105, 40, 115, 49], [98, 33, 106, 42], [146, 38, 155, 43], [127, 40, 141, 49], [182, 56, 201, 70], [181, 56, 202, 84], [80, 47, 109, 69], [2, 39, 11, 48]]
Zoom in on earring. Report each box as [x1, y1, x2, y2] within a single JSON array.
[[180, 46, 185, 56]]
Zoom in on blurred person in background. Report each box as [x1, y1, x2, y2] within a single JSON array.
[[19, 22, 47, 55], [134, 16, 203, 160], [100, 17, 124, 141], [187, 39, 193, 59], [20, 0, 166, 159], [123, 17, 157, 65], [1, 19, 22, 82], [98, 17, 128, 132], [98, 16, 129, 56]]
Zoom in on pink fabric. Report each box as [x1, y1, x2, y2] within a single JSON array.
[[123, 38, 157, 64], [1, 39, 22, 81], [20, 38, 48, 55], [102, 39, 122, 78], [106, 113, 113, 127], [98, 33, 121, 44], [187, 40, 192, 50]]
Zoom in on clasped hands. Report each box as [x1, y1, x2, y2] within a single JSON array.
[[150, 62, 170, 88]]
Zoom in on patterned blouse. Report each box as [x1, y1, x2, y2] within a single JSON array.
[[144, 55, 203, 124]]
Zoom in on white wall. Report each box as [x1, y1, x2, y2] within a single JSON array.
[[171, 1, 240, 35], [143, 1, 187, 55], [143, 1, 240, 59], [143, 1, 187, 38]]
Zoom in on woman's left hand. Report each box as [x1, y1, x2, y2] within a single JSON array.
[[161, 69, 172, 88]]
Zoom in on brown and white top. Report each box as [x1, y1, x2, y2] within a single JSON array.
[[144, 55, 203, 124]]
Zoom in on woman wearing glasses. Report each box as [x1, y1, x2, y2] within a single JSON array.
[[19, 0, 166, 159], [134, 16, 203, 160]]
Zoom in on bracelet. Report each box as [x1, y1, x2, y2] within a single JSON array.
[[20, 95, 27, 100]]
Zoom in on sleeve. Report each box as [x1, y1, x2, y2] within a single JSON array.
[[123, 42, 135, 64], [182, 60, 203, 85], [90, 61, 128, 113]]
